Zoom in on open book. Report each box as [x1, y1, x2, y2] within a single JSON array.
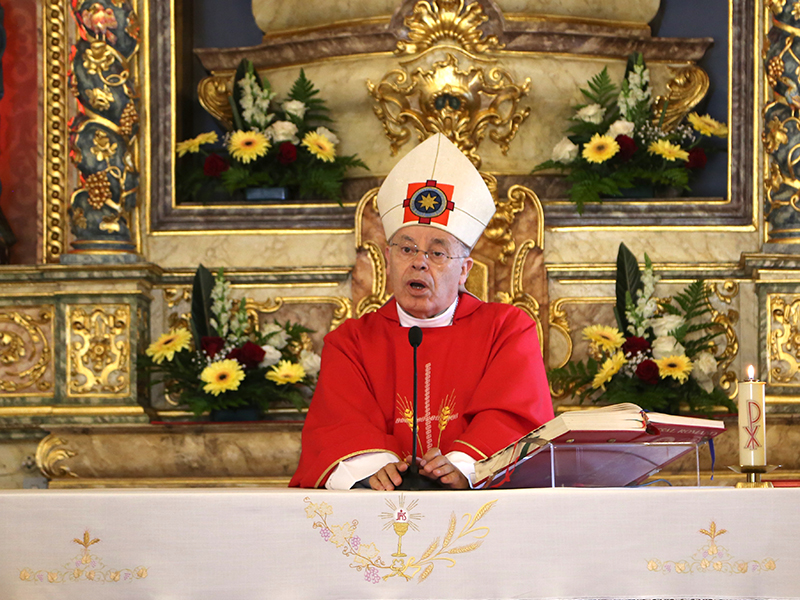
[[474, 403, 725, 488]]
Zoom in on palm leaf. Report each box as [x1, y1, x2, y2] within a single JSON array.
[[614, 243, 642, 334], [190, 264, 216, 346]]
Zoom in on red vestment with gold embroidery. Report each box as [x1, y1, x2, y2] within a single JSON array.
[[289, 293, 554, 488]]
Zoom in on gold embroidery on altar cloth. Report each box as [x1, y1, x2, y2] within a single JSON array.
[[18, 529, 148, 583], [304, 494, 495, 584], [646, 521, 777, 574]]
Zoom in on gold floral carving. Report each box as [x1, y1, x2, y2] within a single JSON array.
[[367, 53, 530, 168], [395, 0, 503, 56], [483, 181, 543, 265], [18, 529, 148, 583], [495, 240, 542, 343], [0, 306, 55, 395], [768, 293, 800, 385], [66, 305, 131, 397], [246, 296, 353, 332], [35, 434, 78, 479], [304, 494, 495, 583], [710, 281, 740, 397], [197, 74, 235, 129], [647, 521, 777, 574], [651, 65, 710, 132], [43, 0, 70, 263]]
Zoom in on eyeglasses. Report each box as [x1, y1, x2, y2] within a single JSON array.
[[388, 243, 468, 266]]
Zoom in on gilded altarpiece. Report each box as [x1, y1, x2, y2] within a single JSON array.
[[12, 0, 800, 489]]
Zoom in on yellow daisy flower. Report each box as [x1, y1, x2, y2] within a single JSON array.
[[582, 133, 619, 164], [591, 352, 626, 390], [655, 354, 693, 383], [176, 131, 218, 157], [228, 130, 270, 164], [687, 113, 728, 138], [200, 359, 246, 396], [266, 360, 306, 385], [583, 324, 625, 353], [302, 131, 336, 163], [647, 139, 689, 162], [145, 328, 191, 364]]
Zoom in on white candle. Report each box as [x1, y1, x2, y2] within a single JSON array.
[[738, 365, 767, 467]]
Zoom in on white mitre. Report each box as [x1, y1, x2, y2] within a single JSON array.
[[376, 133, 496, 248]]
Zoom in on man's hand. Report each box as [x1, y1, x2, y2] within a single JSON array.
[[419, 447, 469, 489], [369, 460, 409, 491]]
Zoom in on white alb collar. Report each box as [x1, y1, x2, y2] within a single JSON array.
[[396, 296, 459, 328]]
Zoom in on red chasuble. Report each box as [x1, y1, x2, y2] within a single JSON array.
[[289, 293, 554, 488]]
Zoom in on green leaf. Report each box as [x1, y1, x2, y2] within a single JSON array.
[[614, 243, 642, 334], [190, 264, 217, 347], [288, 69, 331, 126]]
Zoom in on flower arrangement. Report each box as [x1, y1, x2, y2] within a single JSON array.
[[176, 59, 367, 203], [532, 53, 728, 214], [140, 265, 321, 418], [547, 243, 736, 415]]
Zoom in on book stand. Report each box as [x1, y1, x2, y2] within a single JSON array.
[[485, 441, 703, 488]]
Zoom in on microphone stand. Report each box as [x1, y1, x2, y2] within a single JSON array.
[[396, 326, 447, 491]]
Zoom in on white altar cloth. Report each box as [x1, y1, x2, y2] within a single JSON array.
[[0, 486, 797, 600]]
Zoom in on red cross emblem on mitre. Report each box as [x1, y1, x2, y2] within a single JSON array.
[[402, 180, 455, 226]]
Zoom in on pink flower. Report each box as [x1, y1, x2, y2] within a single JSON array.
[[81, 5, 119, 43]]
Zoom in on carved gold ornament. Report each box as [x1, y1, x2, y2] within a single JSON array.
[[246, 296, 353, 333], [0, 307, 55, 395], [82, 40, 115, 76], [35, 434, 78, 479], [710, 281, 740, 398], [44, 0, 70, 262], [367, 53, 530, 168], [763, 115, 789, 155], [87, 86, 115, 111], [483, 180, 543, 264], [66, 305, 131, 397], [197, 75, 234, 129], [768, 294, 800, 385], [90, 130, 118, 162], [395, 0, 503, 56], [651, 65, 710, 132]]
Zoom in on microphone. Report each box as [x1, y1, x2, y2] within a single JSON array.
[[396, 326, 446, 490]]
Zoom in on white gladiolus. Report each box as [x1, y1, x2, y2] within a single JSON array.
[[606, 119, 635, 139], [551, 137, 579, 163], [283, 100, 307, 119], [691, 351, 718, 393], [652, 336, 685, 360], [575, 103, 605, 124], [267, 121, 299, 144], [300, 349, 322, 378], [259, 344, 282, 368], [651, 314, 685, 338]]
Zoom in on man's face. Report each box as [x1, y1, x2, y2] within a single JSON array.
[[384, 225, 473, 319]]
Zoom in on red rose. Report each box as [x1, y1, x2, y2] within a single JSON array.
[[203, 153, 230, 177], [636, 359, 660, 385], [622, 336, 650, 357], [686, 147, 707, 170], [228, 341, 266, 369], [278, 142, 297, 165], [616, 135, 637, 161], [201, 336, 225, 359]]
